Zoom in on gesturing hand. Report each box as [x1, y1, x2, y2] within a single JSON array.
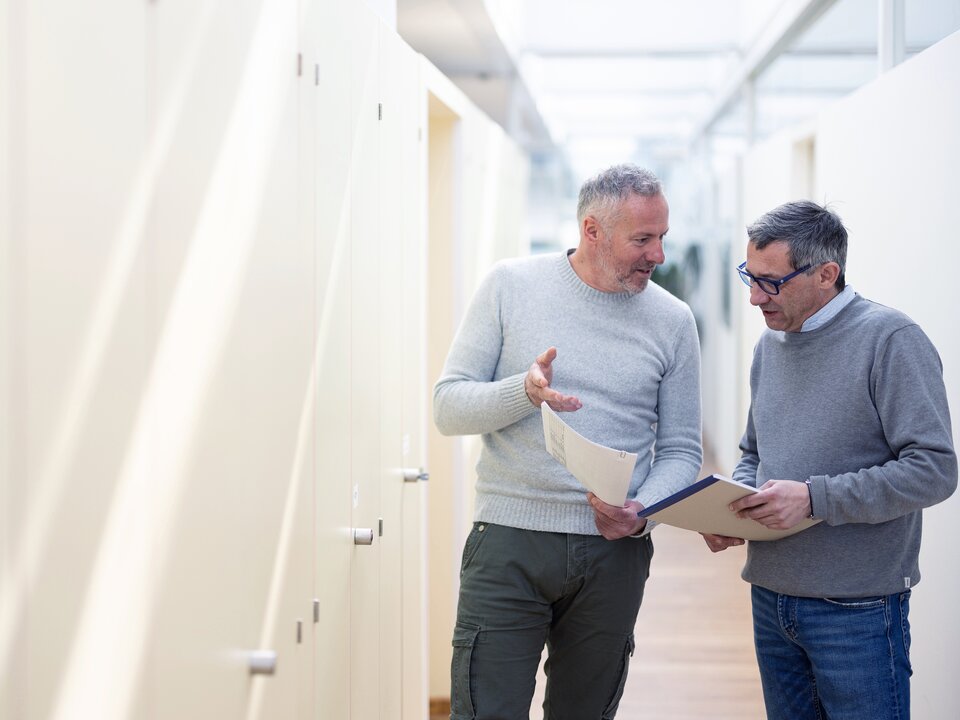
[[524, 347, 582, 412]]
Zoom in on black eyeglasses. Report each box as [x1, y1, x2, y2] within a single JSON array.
[[736, 261, 812, 296]]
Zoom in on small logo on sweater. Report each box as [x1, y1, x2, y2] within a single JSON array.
[[904, 576, 911, 589]]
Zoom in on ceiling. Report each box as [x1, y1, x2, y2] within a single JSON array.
[[398, 0, 960, 183]]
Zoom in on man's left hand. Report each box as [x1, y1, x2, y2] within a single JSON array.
[[587, 493, 646, 540], [729, 479, 811, 530]]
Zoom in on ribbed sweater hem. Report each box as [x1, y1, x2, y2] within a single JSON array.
[[474, 493, 601, 536]]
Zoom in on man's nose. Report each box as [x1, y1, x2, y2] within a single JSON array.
[[648, 238, 665, 265], [750, 282, 769, 306]]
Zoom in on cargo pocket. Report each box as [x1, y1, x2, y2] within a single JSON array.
[[601, 633, 636, 719], [451, 622, 481, 720]]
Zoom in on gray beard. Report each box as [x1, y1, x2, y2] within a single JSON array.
[[597, 244, 648, 295]]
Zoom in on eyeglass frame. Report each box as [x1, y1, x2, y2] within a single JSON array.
[[736, 261, 813, 296]]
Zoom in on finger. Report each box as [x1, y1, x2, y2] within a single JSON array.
[[541, 387, 565, 404], [529, 363, 548, 389], [592, 505, 630, 531], [537, 347, 558, 369], [730, 493, 765, 512], [546, 393, 582, 412], [590, 500, 627, 522]]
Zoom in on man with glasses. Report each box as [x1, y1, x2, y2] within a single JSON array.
[[434, 164, 702, 719], [704, 200, 957, 720]]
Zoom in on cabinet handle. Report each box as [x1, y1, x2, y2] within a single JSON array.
[[353, 528, 374, 545], [402, 467, 429, 483], [249, 650, 277, 675]]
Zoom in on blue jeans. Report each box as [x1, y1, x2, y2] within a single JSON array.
[[752, 585, 911, 720]]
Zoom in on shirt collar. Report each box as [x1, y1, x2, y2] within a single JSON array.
[[801, 285, 856, 332]]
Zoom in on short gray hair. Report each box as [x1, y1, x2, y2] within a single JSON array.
[[747, 200, 848, 290], [577, 164, 662, 225]]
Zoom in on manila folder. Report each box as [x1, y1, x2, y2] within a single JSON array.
[[639, 474, 820, 541]]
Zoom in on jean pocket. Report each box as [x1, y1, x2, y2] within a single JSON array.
[[823, 596, 885, 609], [451, 622, 480, 719], [601, 633, 635, 719]]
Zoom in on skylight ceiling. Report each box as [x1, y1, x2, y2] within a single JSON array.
[[399, 0, 960, 180]]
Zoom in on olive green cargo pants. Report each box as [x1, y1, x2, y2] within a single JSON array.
[[451, 522, 653, 719]]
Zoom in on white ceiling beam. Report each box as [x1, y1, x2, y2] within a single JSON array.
[[688, 0, 839, 144], [519, 46, 740, 59]]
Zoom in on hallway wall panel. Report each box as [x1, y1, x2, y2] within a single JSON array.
[[313, 0, 354, 716], [0, 1, 526, 717], [0, 1, 149, 718]]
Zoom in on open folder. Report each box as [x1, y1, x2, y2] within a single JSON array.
[[541, 404, 635, 506], [639, 474, 821, 541]]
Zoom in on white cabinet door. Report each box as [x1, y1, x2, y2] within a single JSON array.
[[348, 2, 382, 718], [314, 0, 354, 717], [1, 2, 148, 718], [148, 1, 306, 717]]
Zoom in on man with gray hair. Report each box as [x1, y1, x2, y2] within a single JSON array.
[[434, 163, 702, 718], [704, 200, 957, 719]]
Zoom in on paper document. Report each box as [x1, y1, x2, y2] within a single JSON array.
[[639, 474, 821, 541], [541, 404, 637, 506]]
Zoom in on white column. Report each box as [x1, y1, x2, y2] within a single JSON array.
[[878, 0, 905, 73]]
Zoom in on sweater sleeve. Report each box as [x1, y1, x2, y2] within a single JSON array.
[[733, 409, 761, 488], [635, 308, 703, 506], [433, 267, 539, 436], [733, 346, 762, 488], [809, 324, 958, 525]]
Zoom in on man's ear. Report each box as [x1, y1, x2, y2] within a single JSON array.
[[583, 215, 601, 244], [818, 262, 841, 289]]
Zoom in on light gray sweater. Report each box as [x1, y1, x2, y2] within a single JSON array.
[[434, 251, 703, 535], [736, 295, 957, 596]]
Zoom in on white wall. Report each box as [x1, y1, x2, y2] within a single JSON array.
[[738, 29, 960, 719], [814, 29, 960, 720]]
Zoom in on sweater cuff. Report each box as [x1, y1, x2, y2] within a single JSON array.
[[499, 372, 538, 423], [631, 519, 657, 537]]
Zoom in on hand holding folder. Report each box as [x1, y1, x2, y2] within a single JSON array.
[[638, 474, 820, 541]]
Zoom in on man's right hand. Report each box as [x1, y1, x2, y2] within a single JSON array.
[[700, 532, 745, 553], [524, 347, 582, 412]]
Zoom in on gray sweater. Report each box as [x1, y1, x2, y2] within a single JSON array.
[[735, 295, 957, 596], [434, 251, 703, 535]]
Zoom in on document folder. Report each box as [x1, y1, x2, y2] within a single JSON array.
[[639, 474, 820, 541], [541, 404, 635, 506]]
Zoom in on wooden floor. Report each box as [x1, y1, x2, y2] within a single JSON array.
[[598, 523, 764, 719], [432, 523, 764, 719]]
